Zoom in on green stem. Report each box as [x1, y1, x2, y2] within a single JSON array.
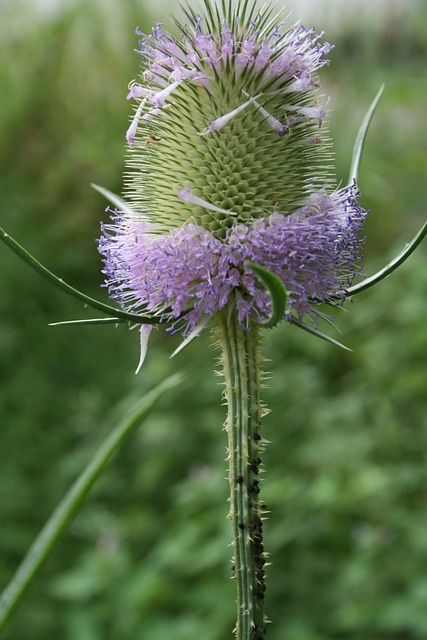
[[215, 311, 268, 640]]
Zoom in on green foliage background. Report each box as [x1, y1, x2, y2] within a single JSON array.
[[0, 1, 426, 638]]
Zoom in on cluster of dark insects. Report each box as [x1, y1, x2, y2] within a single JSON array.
[[249, 455, 267, 609], [233, 441, 268, 638], [252, 622, 267, 640]]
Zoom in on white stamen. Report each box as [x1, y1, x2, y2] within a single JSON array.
[[284, 104, 326, 127], [135, 324, 153, 374], [151, 80, 181, 107], [126, 83, 152, 100], [283, 73, 313, 93], [243, 92, 286, 135], [170, 66, 201, 82], [201, 93, 263, 134], [142, 107, 163, 121], [178, 187, 238, 216], [126, 101, 146, 146], [298, 106, 325, 121]]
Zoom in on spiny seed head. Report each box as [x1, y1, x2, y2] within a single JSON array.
[[99, 0, 369, 336], [124, 1, 334, 235]]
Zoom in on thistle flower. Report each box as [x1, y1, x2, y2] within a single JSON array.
[[0, 1, 425, 637], [97, 5, 372, 636], [98, 0, 369, 352]]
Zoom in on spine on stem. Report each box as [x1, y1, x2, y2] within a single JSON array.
[[215, 311, 269, 640]]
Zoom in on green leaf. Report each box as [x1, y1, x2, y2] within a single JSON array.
[[349, 84, 385, 185], [289, 317, 352, 351], [246, 262, 287, 329], [0, 373, 183, 633], [345, 220, 427, 297], [91, 183, 136, 214], [0, 227, 159, 324]]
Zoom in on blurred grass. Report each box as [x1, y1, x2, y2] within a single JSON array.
[[0, 1, 426, 639]]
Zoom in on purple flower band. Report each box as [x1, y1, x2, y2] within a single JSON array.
[[99, 183, 368, 334]]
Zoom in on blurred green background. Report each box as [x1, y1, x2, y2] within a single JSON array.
[[0, 0, 426, 638]]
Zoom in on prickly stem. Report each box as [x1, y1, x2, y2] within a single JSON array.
[[214, 311, 268, 640]]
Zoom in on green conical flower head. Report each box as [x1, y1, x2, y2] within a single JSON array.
[[125, 0, 334, 236]]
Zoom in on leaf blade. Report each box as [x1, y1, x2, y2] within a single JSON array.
[[246, 262, 288, 329], [349, 84, 385, 185], [0, 373, 183, 632], [345, 220, 427, 297], [0, 227, 158, 324]]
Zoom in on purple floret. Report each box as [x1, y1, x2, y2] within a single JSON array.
[[99, 183, 368, 334], [130, 14, 333, 105]]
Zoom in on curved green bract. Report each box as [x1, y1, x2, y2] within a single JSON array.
[[346, 220, 427, 297], [289, 316, 352, 351], [0, 227, 159, 324], [0, 373, 183, 633], [246, 262, 288, 329], [91, 183, 136, 214], [349, 84, 384, 185], [49, 317, 128, 327]]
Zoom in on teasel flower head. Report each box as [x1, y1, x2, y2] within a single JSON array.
[[99, 0, 369, 353]]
